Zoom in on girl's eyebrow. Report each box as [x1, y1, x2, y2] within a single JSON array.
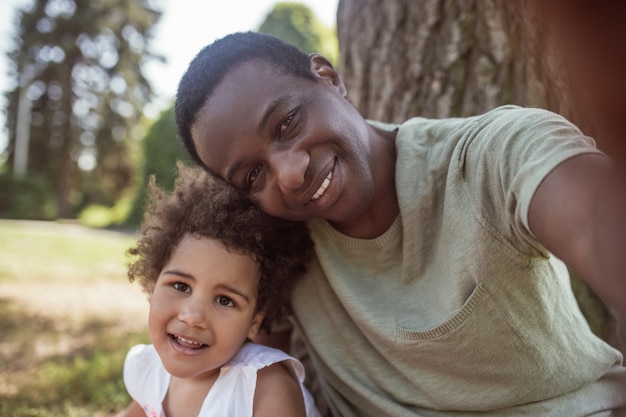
[[216, 283, 251, 304], [162, 269, 195, 282]]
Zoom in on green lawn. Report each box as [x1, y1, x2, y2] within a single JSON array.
[[0, 220, 150, 417], [0, 220, 136, 283]]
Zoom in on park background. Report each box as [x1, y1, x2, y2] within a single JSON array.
[[1, 1, 625, 416], [0, 1, 338, 415]]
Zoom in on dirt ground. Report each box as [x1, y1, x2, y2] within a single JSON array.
[[0, 220, 148, 330], [0, 278, 149, 331], [0, 277, 150, 398]]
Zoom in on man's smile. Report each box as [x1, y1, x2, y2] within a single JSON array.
[[311, 170, 333, 201]]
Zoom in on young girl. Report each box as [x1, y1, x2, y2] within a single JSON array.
[[114, 163, 320, 417]]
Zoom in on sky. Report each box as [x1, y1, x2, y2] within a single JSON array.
[[0, 0, 339, 150]]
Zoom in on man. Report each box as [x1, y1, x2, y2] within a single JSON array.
[[174, 31, 626, 416]]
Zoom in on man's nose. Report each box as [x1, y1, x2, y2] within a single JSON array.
[[270, 148, 309, 192]]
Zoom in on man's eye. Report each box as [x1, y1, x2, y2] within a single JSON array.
[[247, 165, 262, 185], [172, 282, 191, 293], [278, 111, 295, 138], [216, 296, 234, 307]]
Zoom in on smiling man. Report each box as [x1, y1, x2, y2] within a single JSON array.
[[186, 55, 397, 239], [174, 31, 626, 417]]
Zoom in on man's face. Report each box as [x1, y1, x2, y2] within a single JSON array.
[[190, 59, 376, 224]]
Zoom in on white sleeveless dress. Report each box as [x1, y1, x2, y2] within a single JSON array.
[[123, 342, 321, 417]]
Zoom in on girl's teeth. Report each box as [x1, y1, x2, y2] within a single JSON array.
[[312, 171, 333, 200], [176, 335, 202, 345]]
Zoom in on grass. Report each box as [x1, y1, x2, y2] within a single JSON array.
[[0, 220, 137, 283], [0, 220, 150, 417]]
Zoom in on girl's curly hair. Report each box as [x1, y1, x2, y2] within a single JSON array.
[[127, 162, 313, 332]]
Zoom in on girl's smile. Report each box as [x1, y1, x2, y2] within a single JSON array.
[[168, 333, 208, 355], [148, 235, 264, 382]]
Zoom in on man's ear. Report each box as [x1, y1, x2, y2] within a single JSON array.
[[247, 310, 266, 340], [309, 53, 347, 96]]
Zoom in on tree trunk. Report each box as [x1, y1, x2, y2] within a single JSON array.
[[337, 0, 555, 122], [54, 53, 77, 219], [337, 0, 625, 354]]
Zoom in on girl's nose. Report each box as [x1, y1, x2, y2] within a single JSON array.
[[178, 299, 209, 329]]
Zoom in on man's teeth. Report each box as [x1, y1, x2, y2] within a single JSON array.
[[312, 171, 333, 200]]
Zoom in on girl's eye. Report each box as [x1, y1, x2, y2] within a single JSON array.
[[278, 111, 295, 139], [172, 282, 191, 294], [216, 296, 234, 307], [247, 165, 262, 185]]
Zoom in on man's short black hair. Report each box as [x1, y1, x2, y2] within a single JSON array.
[[175, 31, 317, 168]]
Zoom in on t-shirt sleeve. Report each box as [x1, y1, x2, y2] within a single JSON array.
[[459, 105, 604, 255]]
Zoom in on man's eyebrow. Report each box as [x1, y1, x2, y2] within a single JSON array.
[[225, 161, 241, 183], [257, 95, 288, 137], [225, 95, 291, 182]]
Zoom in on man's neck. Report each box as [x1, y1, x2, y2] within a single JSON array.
[[329, 188, 399, 239]]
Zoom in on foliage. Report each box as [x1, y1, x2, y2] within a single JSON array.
[[125, 4, 340, 227], [259, 2, 338, 65], [77, 192, 133, 229], [0, 171, 57, 219], [78, 188, 134, 228], [2, 0, 164, 218], [77, 204, 113, 228], [124, 106, 191, 226]]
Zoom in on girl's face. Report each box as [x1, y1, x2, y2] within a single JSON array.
[[148, 234, 263, 382]]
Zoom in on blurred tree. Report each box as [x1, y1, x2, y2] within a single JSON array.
[[124, 106, 190, 226], [3, 0, 163, 218], [337, 0, 625, 352], [259, 2, 338, 65], [0, 171, 56, 219], [122, 1, 339, 227]]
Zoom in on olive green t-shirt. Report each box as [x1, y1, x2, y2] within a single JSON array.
[[291, 106, 626, 416]]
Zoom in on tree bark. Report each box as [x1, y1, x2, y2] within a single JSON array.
[[337, 0, 555, 122]]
